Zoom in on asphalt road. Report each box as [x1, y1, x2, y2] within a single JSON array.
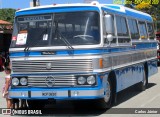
[[0, 66, 160, 117]]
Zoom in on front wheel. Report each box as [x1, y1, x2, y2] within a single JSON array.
[[98, 78, 113, 109]]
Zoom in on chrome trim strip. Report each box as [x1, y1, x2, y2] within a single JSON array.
[[11, 55, 102, 61], [92, 49, 157, 72], [93, 57, 157, 72]]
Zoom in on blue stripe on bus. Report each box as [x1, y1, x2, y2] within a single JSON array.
[[10, 86, 102, 91], [10, 89, 102, 91], [10, 49, 105, 57], [101, 7, 152, 22], [9, 48, 130, 57], [134, 42, 157, 49], [10, 42, 157, 57], [125, 10, 152, 21], [16, 6, 100, 16]]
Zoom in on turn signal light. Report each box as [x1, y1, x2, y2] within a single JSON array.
[[12, 36, 17, 41], [99, 58, 103, 68]]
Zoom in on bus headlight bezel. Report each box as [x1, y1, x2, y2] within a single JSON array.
[[76, 75, 96, 86], [87, 75, 96, 85], [20, 77, 27, 86], [77, 76, 86, 85], [12, 78, 19, 86]]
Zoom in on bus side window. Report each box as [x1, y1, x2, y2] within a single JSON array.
[[138, 21, 148, 39], [116, 15, 130, 43], [128, 19, 140, 40], [147, 23, 155, 40]]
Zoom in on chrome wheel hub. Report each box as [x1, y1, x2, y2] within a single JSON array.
[[104, 81, 111, 103]]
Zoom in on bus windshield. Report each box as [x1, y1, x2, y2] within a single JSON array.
[[11, 11, 100, 48]]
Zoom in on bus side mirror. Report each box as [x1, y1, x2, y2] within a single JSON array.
[[106, 34, 113, 42], [104, 14, 114, 42]]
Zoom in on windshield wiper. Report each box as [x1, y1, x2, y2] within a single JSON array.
[[54, 21, 74, 55], [58, 32, 74, 50]]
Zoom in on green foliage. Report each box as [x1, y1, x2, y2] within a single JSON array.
[[0, 8, 16, 23], [125, 0, 160, 5], [135, 2, 152, 13]]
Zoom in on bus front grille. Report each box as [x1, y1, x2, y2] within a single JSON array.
[[12, 59, 93, 74], [27, 75, 76, 87]]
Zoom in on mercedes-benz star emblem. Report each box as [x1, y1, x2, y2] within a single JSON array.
[[46, 63, 52, 70], [45, 76, 55, 87]]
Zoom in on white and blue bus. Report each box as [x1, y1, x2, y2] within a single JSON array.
[[9, 1, 158, 108]]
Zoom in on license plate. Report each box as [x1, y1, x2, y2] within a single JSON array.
[[42, 91, 56, 96]]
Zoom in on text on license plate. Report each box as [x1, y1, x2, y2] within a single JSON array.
[[42, 91, 56, 96]]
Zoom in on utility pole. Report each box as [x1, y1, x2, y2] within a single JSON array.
[[0, 0, 2, 9], [33, 0, 37, 7], [32, 0, 40, 7]]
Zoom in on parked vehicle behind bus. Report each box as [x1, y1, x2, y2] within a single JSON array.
[[0, 31, 12, 71], [9, 1, 158, 109], [156, 32, 160, 63]]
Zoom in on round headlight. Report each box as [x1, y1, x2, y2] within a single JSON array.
[[12, 78, 19, 86], [77, 76, 86, 85], [87, 76, 95, 85], [20, 78, 27, 85]]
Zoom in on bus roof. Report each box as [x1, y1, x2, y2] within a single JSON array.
[[102, 4, 152, 22], [16, 2, 152, 22]]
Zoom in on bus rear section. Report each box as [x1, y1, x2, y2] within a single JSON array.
[[9, 2, 158, 109]]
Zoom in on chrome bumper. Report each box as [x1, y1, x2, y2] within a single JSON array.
[[9, 88, 104, 99]]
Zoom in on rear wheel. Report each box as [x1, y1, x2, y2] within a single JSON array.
[[138, 70, 147, 91]]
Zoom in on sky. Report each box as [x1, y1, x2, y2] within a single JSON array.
[[0, 0, 113, 9]]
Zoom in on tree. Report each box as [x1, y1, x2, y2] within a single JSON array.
[[0, 8, 16, 23], [135, 2, 152, 13], [125, 0, 160, 5]]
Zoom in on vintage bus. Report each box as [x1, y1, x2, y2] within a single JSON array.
[[9, 1, 158, 108]]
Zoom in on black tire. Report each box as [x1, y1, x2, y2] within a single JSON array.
[[98, 78, 113, 109], [137, 70, 147, 91], [27, 100, 46, 109]]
